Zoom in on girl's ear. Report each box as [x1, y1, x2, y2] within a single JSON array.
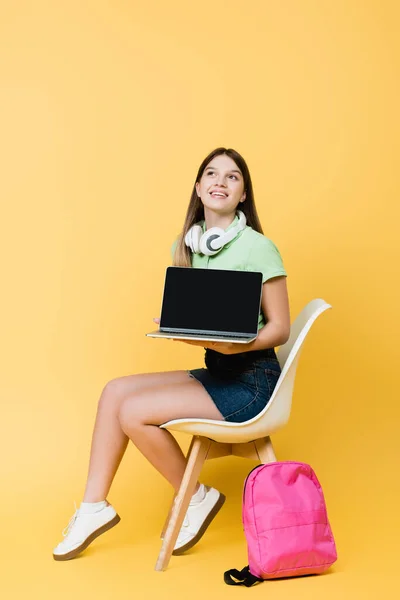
[[195, 182, 200, 197]]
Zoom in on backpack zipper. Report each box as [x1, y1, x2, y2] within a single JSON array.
[[242, 464, 264, 504]]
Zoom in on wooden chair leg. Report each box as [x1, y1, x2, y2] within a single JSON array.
[[254, 436, 277, 463], [155, 436, 211, 571], [160, 492, 177, 540], [160, 438, 197, 539]]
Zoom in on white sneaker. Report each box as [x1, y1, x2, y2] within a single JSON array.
[[172, 486, 225, 555], [53, 501, 121, 561]]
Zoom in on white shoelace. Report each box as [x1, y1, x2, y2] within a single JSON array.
[[62, 501, 78, 537]]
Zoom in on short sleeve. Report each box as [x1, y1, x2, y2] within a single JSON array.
[[247, 236, 287, 283]]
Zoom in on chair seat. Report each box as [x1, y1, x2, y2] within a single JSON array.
[[160, 412, 288, 444]]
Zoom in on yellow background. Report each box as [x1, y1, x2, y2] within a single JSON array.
[[1, 1, 399, 598]]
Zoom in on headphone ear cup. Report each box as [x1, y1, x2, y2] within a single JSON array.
[[199, 227, 225, 256], [237, 209, 247, 228], [185, 224, 203, 253]]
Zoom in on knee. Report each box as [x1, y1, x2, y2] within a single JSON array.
[[99, 377, 130, 410]]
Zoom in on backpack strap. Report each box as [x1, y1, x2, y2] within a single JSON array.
[[224, 566, 263, 587]]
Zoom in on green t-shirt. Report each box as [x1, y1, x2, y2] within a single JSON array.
[[170, 214, 287, 330]]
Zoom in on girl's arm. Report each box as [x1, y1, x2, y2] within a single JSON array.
[[237, 276, 290, 353]]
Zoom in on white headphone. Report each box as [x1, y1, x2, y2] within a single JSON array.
[[185, 210, 247, 256]]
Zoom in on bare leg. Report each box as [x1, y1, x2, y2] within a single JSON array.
[[54, 373, 224, 563], [117, 380, 224, 492], [82, 371, 221, 501]]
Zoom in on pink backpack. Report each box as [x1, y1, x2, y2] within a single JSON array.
[[224, 461, 337, 587]]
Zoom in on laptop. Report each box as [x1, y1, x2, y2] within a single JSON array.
[[146, 266, 263, 343]]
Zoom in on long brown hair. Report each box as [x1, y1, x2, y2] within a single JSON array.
[[173, 147, 264, 267]]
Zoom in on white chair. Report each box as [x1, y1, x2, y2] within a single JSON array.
[[155, 298, 332, 571]]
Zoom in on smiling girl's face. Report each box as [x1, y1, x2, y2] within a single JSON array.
[[195, 153, 246, 215]]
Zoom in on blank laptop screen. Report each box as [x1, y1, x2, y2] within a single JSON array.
[[160, 267, 263, 334]]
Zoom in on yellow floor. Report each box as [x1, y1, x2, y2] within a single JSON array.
[[1, 540, 395, 600]]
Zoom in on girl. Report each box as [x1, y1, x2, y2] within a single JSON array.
[[53, 147, 290, 561]]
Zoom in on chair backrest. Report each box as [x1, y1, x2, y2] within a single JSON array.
[[277, 299, 331, 369], [246, 299, 332, 438]]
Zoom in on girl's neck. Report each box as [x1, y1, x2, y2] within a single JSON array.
[[204, 208, 237, 231]]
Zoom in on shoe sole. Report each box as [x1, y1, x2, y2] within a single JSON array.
[[53, 514, 121, 561], [172, 492, 226, 556]]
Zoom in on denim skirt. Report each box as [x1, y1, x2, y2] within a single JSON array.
[[188, 347, 282, 423]]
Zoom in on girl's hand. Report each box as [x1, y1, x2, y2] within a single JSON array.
[[173, 339, 237, 355], [153, 318, 161, 324]]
